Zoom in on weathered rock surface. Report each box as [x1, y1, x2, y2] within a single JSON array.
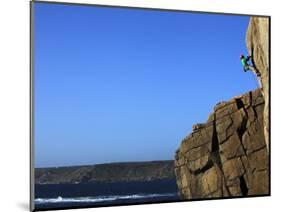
[[246, 17, 269, 152], [175, 89, 269, 199]]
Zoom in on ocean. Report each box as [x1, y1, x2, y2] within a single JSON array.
[[34, 179, 179, 210]]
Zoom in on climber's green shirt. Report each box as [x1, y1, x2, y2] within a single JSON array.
[[241, 58, 247, 67]]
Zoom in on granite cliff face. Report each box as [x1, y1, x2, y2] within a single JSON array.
[[174, 17, 269, 199], [175, 89, 269, 198], [246, 17, 269, 152]]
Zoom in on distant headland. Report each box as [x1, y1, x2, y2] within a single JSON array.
[[35, 160, 175, 184]]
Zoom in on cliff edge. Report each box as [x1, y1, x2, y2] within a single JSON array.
[[174, 17, 269, 199], [246, 17, 269, 152]]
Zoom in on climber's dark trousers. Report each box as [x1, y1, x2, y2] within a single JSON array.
[[245, 66, 261, 76]]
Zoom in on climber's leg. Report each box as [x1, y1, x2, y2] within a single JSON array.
[[248, 66, 261, 77]]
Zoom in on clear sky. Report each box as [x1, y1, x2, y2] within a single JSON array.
[[34, 2, 255, 168]]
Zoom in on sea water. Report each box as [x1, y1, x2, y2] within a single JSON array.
[[35, 179, 179, 210]]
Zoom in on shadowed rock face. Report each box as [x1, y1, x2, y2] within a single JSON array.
[[175, 89, 269, 199], [246, 17, 269, 152]]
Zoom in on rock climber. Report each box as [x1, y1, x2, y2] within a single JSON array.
[[240, 54, 261, 77]]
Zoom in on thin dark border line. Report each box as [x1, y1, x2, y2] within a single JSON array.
[[33, 0, 270, 18], [30, 1, 271, 211], [30, 1, 35, 212]]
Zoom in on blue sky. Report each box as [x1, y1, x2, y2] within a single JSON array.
[[34, 2, 255, 168]]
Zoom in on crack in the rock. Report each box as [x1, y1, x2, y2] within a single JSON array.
[[247, 144, 266, 155], [206, 104, 245, 129], [236, 98, 248, 154], [253, 167, 267, 173], [183, 140, 210, 155], [225, 118, 234, 136], [235, 98, 245, 110], [235, 99, 251, 154], [211, 112, 231, 196], [239, 156, 248, 175], [186, 151, 210, 162], [226, 147, 246, 160], [218, 118, 234, 145], [239, 175, 249, 196], [192, 159, 214, 175], [249, 91, 253, 105], [252, 105, 259, 119], [219, 134, 233, 145], [251, 167, 256, 174]]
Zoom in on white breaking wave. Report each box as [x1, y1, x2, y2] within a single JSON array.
[[35, 193, 177, 204]]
